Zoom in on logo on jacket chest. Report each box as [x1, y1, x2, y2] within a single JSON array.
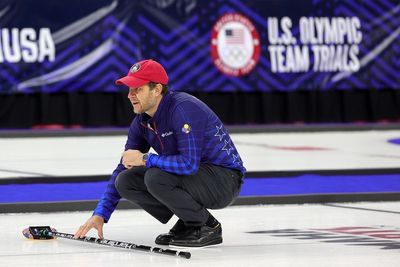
[[161, 131, 173, 138]]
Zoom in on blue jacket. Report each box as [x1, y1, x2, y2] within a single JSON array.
[[94, 91, 246, 222]]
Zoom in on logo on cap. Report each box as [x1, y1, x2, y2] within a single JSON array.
[[130, 63, 141, 73]]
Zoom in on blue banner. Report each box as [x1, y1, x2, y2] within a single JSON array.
[[0, 0, 398, 93]]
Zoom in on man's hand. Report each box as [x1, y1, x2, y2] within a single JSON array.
[[74, 215, 105, 239], [122, 149, 145, 169]]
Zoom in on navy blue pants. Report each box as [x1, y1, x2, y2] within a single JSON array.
[[114, 164, 242, 226]]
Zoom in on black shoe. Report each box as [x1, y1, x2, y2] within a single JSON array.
[[155, 219, 186, 245], [169, 223, 222, 247]]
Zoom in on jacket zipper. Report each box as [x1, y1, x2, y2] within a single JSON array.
[[153, 123, 165, 152], [141, 122, 164, 152]]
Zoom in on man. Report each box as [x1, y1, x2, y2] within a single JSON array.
[[74, 59, 245, 247]]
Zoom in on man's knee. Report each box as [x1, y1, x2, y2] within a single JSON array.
[[115, 167, 146, 195], [115, 170, 129, 195]]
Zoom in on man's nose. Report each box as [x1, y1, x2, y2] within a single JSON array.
[[128, 90, 137, 98]]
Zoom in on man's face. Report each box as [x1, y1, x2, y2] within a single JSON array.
[[127, 84, 158, 115]]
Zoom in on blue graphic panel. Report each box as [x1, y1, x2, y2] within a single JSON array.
[[0, 0, 398, 93]]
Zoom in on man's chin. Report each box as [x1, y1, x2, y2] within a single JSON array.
[[133, 108, 144, 114]]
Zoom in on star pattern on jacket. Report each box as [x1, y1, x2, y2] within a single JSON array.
[[214, 125, 226, 141], [222, 139, 234, 155]]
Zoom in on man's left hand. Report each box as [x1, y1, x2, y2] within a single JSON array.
[[122, 149, 145, 169]]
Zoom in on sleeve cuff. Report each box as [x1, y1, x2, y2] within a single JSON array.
[[146, 153, 157, 168]]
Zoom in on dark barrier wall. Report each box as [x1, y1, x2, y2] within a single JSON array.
[[2, 90, 399, 128], [0, 0, 399, 127]]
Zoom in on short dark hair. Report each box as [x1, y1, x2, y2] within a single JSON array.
[[148, 82, 168, 95]]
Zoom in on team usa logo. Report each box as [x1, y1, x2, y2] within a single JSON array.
[[211, 13, 261, 77]]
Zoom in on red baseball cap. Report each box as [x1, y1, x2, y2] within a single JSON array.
[[115, 59, 169, 88]]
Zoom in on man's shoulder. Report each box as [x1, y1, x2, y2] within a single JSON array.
[[169, 92, 219, 121], [170, 91, 197, 102], [169, 91, 204, 109]]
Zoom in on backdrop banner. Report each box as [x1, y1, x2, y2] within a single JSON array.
[[0, 0, 398, 93]]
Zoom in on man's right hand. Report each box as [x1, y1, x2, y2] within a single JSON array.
[[74, 215, 105, 239]]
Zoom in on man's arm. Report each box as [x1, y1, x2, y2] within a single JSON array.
[[74, 118, 150, 238], [147, 102, 207, 175], [92, 162, 126, 222], [93, 118, 150, 221]]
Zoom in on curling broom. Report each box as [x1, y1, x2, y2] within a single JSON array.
[[22, 226, 191, 259]]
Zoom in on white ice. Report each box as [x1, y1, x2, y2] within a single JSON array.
[[1, 202, 400, 267], [1, 130, 400, 179]]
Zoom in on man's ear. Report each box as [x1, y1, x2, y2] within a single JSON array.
[[154, 83, 163, 96]]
